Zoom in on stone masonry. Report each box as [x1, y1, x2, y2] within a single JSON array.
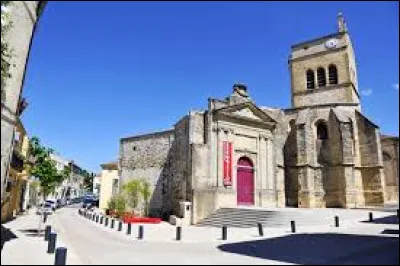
[[119, 14, 398, 224]]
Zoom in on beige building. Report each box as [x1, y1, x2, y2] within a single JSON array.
[[120, 14, 399, 224], [93, 174, 101, 196], [1, 117, 32, 222], [99, 161, 119, 212]]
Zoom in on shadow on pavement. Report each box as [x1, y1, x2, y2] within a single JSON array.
[[381, 229, 399, 235], [361, 215, 399, 225], [218, 233, 399, 265], [1, 225, 18, 251], [18, 229, 45, 238]]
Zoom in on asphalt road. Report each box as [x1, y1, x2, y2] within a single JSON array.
[[48, 205, 399, 265]]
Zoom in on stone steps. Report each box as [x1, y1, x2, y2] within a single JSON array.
[[195, 207, 362, 228]]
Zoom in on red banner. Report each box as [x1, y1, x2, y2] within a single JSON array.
[[223, 141, 232, 186]]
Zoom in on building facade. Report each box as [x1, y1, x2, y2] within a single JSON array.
[[93, 174, 101, 197], [1, 117, 32, 222], [1, 1, 45, 202], [98, 161, 119, 212], [120, 14, 399, 224]]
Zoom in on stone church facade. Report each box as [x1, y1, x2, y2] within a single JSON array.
[[120, 14, 399, 224]]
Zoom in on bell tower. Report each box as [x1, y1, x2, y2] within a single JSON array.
[[288, 13, 361, 111]]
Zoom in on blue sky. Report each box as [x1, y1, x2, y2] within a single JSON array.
[[22, 1, 399, 173]]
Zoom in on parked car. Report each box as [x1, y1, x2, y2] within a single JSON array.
[[45, 199, 57, 211], [82, 196, 93, 209], [36, 202, 53, 215]]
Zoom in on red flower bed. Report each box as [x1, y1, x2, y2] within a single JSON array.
[[122, 216, 162, 224]]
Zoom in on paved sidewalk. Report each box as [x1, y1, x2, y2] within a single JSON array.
[[1, 208, 82, 265]]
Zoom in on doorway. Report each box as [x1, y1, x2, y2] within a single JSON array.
[[237, 157, 254, 205]]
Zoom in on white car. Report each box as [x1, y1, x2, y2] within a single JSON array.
[[36, 203, 53, 215], [45, 200, 57, 211]]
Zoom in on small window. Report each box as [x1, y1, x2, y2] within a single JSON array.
[[383, 152, 391, 161], [316, 121, 328, 140], [328, 64, 338, 85], [306, 69, 315, 90], [317, 67, 327, 87]]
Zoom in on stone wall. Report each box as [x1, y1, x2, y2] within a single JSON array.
[[356, 112, 380, 166], [381, 136, 399, 203], [355, 112, 385, 206], [170, 116, 191, 216], [119, 130, 174, 217]]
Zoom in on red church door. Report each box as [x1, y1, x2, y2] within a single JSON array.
[[237, 157, 254, 205]]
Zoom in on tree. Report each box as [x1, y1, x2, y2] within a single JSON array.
[[83, 172, 93, 192], [122, 179, 142, 213], [28, 137, 66, 200], [140, 178, 152, 216], [122, 178, 152, 216], [1, 1, 13, 98]]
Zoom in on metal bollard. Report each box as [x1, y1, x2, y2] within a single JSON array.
[[100, 216, 103, 224], [176, 226, 182, 241], [111, 219, 115, 229], [47, 233, 57, 254], [43, 213, 48, 223], [291, 221, 296, 233], [335, 216, 339, 227], [45, 225, 52, 241], [105, 217, 109, 227], [257, 223, 264, 236], [222, 225, 227, 240], [118, 221, 122, 231], [138, 225, 144, 239], [369, 212, 373, 222], [127, 223, 131, 235], [96, 215, 99, 223], [54, 247, 67, 265]]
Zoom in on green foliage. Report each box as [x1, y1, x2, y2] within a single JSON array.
[[122, 178, 152, 216], [83, 172, 93, 192], [61, 165, 71, 180], [114, 194, 126, 218], [122, 179, 142, 210], [107, 196, 116, 211], [36, 1, 47, 18], [140, 178, 152, 216], [1, 1, 13, 97], [28, 136, 67, 199]]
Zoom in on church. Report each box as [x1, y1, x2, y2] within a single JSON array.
[[119, 14, 399, 224]]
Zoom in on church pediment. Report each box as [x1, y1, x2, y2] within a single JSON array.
[[214, 102, 276, 125]]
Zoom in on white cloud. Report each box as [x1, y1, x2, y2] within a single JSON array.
[[361, 88, 373, 96], [393, 83, 399, 90]]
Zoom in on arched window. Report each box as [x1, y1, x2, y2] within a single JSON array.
[[328, 64, 338, 85], [306, 69, 315, 90], [317, 67, 326, 87], [316, 121, 328, 140]]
